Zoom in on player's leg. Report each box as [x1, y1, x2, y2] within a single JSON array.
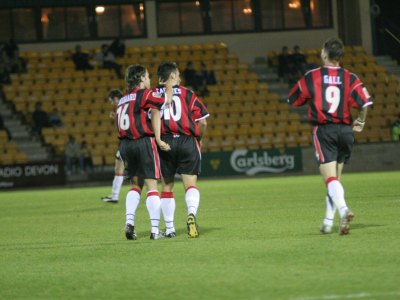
[[320, 162, 353, 234], [178, 136, 202, 238], [124, 176, 143, 240], [144, 178, 163, 240], [314, 125, 349, 234], [111, 158, 125, 200], [182, 174, 200, 238], [159, 136, 177, 237], [334, 126, 355, 234], [102, 151, 125, 203], [318, 162, 338, 234], [320, 193, 336, 234], [161, 177, 176, 237]]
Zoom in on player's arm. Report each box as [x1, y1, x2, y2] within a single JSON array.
[[150, 108, 170, 151], [352, 106, 368, 132], [350, 77, 373, 133], [197, 118, 207, 143], [287, 76, 310, 106]]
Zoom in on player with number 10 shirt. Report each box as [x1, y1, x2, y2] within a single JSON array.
[[152, 61, 209, 239]]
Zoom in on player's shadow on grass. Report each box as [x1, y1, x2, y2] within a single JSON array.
[[175, 226, 222, 236], [311, 223, 382, 236], [135, 226, 222, 239], [349, 223, 382, 230]]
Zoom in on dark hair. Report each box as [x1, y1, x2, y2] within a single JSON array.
[[108, 89, 123, 101], [125, 64, 147, 90], [323, 37, 344, 61], [157, 61, 178, 83]]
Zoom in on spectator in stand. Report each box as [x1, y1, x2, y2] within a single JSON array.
[[72, 44, 94, 71], [4, 38, 19, 60], [80, 141, 93, 173], [290, 45, 308, 77], [9, 49, 27, 74], [183, 61, 198, 89], [278, 46, 294, 83], [392, 114, 400, 141], [48, 108, 63, 128], [32, 101, 49, 134], [200, 62, 216, 85], [109, 37, 126, 58], [0, 61, 11, 85], [64, 135, 84, 175], [94, 44, 122, 78], [0, 114, 12, 140]]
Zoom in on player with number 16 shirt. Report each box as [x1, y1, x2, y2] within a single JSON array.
[[117, 64, 172, 241]]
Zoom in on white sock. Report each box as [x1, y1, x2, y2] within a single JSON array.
[[185, 186, 200, 216], [126, 188, 141, 226], [326, 177, 348, 218], [323, 194, 336, 226], [161, 192, 176, 234], [111, 175, 124, 200], [146, 190, 161, 234]]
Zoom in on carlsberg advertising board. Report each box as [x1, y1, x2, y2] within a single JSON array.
[[201, 148, 302, 177]]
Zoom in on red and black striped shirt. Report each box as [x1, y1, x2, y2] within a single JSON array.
[[116, 87, 166, 140], [154, 85, 209, 137], [287, 66, 373, 125]]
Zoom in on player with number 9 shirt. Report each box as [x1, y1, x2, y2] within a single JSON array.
[[287, 37, 373, 235]]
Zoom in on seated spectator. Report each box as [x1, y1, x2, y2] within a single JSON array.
[[32, 101, 49, 134], [4, 38, 19, 60], [64, 136, 84, 175], [0, 62, 11, 85], [72, 45, 94, 71], [183, 61, 198, 88], [109, 37, 125, 58], [392, 114, 400, 142], [278, 46, 294, 83], [80, 141, 93, 173], [290, 45, 307, 77], [48, 108, 63, 127], [0, 114, 12, 140], [9, 49, 27, 74], [200, 62, 216, 85], [94, 44, 122, 78]]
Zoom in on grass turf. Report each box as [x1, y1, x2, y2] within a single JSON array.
[[0, 171, 399, 300]]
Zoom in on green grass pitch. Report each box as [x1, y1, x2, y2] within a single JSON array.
[[1, 171, 399, 300]]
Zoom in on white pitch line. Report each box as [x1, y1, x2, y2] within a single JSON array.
[[291, 291, 400, 300]]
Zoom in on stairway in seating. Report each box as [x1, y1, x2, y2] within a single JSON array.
[[249, 56, 308, 122], [0, 100, 49, 162], [375, 55, 400, 80]]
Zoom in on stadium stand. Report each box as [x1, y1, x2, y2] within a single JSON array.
[[1, 43, 399, 167]]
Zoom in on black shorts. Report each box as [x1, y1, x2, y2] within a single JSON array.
[[119, 137, 161, 179], [115, 150, 122, 161], [312, 124, 354, 164], [115, 141, 122, 161], [159, 135, 201, 177]]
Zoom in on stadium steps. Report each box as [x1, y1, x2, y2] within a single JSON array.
[[0, 102, 49, 162], [375, 55, 400, 80], [249, 57, 289, 100], [250, 57, 309, 122]]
